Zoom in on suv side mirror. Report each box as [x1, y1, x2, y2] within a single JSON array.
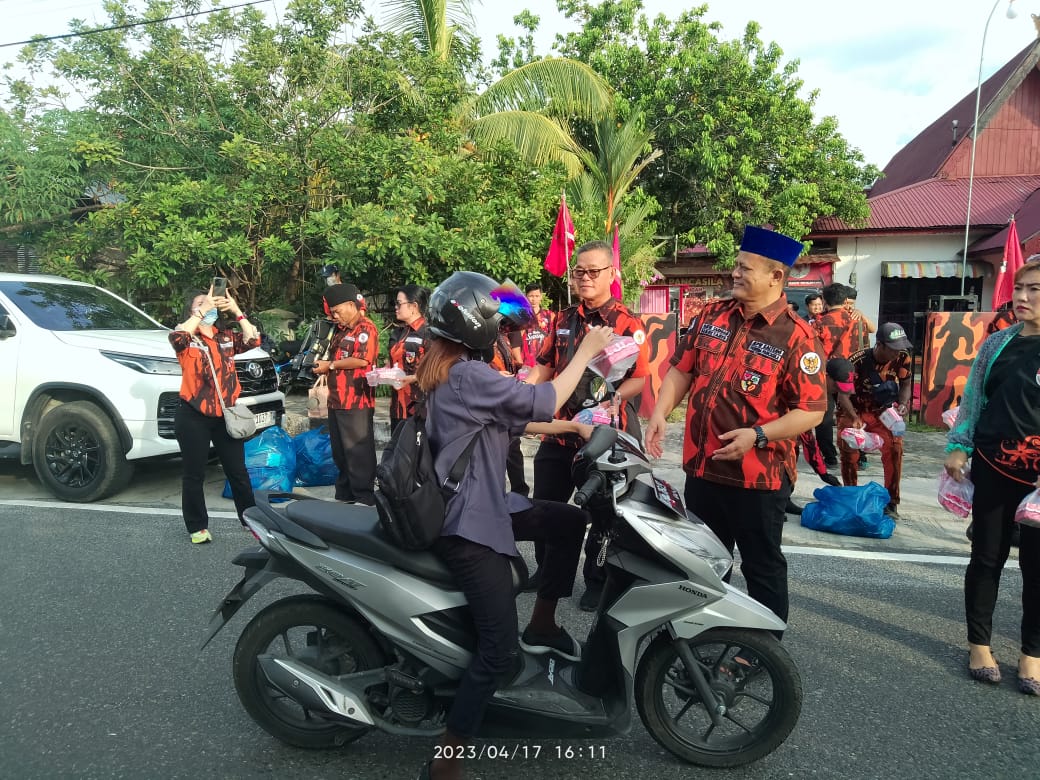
[[0, 314, 15, 340]]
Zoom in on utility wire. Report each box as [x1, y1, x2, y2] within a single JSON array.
[[0, 0, 271, 49]]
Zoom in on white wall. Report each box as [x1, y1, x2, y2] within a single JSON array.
[[829, 234, 992, 329]]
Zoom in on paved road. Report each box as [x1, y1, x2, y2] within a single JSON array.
[[1, 501, 1038, 779]]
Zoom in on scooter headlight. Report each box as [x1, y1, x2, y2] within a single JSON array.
[[643, 517, 732, 578]]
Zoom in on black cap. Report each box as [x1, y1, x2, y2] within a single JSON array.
[[323, 283, 362, 308], [878, 322, 912, 351]]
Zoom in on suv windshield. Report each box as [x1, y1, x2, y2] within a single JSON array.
[[0, 281, 162, 331]]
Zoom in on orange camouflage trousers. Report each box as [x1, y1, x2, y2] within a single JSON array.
[[835, 408, 903, 505]]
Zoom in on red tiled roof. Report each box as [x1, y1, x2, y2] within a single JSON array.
[[812, 175, 1040, 234], [869, 40, 1040, 197]]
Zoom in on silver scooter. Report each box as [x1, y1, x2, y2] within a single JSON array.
[[203, 425, 802, 768]]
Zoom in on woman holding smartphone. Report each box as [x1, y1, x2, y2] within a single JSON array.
[[169, 282, 260, 543]]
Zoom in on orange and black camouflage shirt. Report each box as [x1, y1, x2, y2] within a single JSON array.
[[537, 298, 650, 448], [672, 296, 828, 490], [846, 347, 912, 416], [328, 315, 379, 411], [388, 316, 428, 420], [169, 328, 260, 417], [814, 307, 855, 360]]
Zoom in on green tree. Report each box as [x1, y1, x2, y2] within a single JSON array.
[[546, 0, 878, 260], [382, 0, 614, 176], [5, 0, 568, 320]]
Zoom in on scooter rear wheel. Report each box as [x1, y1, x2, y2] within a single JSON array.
[[233, 596, 386, 749], [635, 628, 802, 767]]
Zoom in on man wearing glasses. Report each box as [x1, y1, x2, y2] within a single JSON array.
[[524, 240, 651, 610]]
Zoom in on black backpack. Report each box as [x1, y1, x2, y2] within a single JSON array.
[[374, 408, 479, 551]]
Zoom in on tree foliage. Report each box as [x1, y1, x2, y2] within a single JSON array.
[[545, 0, 879, 261], [3, 0, 567, 321]]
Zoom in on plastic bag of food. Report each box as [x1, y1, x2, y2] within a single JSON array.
[[937, 469, 973, 518], [1015, 489, 1040, 529]]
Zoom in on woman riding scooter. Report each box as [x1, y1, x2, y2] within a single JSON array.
[[414, 271, 612, 780]]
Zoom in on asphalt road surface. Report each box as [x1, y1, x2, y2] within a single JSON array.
[[2, 500, 1039, 780]]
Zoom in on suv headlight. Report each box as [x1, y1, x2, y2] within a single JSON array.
[[101, 350, 182, 375]]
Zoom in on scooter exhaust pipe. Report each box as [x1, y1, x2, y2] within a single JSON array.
[[257, 655, 375, 727]]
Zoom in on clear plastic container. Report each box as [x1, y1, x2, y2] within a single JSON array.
[[879, 406, 906, 437]]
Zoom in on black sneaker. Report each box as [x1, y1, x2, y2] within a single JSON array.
[[519, 626, 581, 661], [578, 586, 602, 612]]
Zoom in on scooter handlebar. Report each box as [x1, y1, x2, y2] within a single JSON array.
[[573, 471, 605, 507]]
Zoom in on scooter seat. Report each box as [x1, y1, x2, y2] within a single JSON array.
[[284, 500, 457, 586]]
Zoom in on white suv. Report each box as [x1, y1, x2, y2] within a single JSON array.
[[0, 273, 285, 502]]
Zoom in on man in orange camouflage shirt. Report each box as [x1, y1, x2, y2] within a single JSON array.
[[646, 226, 827, 631], [315, 283, 380, 505]]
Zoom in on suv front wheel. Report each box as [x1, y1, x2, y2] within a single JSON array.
[[32, 400, 134, 502]]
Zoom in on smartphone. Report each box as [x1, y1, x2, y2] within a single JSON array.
[[211, 276, 228, 298]]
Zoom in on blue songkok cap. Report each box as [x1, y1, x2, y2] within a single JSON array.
[[739, 225, 804, 267]]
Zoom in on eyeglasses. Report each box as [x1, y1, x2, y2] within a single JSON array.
[[570, 266, 611, 280], [394, 300, 412, 308]]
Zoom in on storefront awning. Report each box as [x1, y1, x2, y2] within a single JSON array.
[[882, 261, 991, 278]]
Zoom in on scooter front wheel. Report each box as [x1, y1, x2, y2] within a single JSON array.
[[635, 628, 802, 768], [233, 596, 385, 749]]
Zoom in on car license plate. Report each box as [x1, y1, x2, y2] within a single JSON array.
[[254, 410, 276, 429]]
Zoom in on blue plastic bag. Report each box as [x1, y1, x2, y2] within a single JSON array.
[[293, 426, 338, 487], [223, 426, 296, 498], [800, 482, 894, 539]]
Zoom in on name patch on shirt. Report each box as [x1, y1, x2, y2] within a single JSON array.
[[556, 329, 571, 337], [405, 335, 424, 344], [698, 323, 730, 342], [747, 340, 784, 362]]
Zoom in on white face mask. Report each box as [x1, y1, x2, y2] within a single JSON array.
[[200, 308, 219, 326]]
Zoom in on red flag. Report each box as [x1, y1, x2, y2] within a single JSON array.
[[993, 216, 1023, 309], [543, 194, 575, 277], [609, 223, 623, 300]]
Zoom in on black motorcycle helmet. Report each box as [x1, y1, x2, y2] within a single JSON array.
[[428, 271, 533, 350]]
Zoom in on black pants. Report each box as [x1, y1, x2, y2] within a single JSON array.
[[174, 401, 254, 534], [327, 407, 376, 505], [965, 455, 1040, 655], [815, 394, 838, 464], [684, 474, 791, 628], [433, 499, 586, 737], [532, 441, 604, 589], [506, 437, 529, 497]]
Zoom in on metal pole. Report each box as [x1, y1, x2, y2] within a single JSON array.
[[962, 0, 1015, 295]]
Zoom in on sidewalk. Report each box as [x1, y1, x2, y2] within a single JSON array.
[[285, 394, 979, 558]]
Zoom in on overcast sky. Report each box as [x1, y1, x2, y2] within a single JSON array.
[[3, 0, 1039, 170]]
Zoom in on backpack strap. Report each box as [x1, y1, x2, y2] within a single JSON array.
[[415, 397, 481, 495]]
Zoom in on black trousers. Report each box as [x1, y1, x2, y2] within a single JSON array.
[[965, 455, 1040, 655], [173, 401, 254, 534], [506, 436, 529, 497], [815, 394, 838, 464], [532, 441, 605, 589], [433, 498, 587, 737], [327, 407, 376, 505], [684, 474, 792, 629]]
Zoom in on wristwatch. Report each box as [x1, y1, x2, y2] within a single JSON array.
[[753, 426, 768, 449]]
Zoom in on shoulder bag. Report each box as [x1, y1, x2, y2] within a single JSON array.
[[197, 337, 257, 440]]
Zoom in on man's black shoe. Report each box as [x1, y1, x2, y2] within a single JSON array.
[[824, 457, 839, 468], [884, 502, 901, 520], [785, 500, 804, 516], [578, 586, 602, 612]]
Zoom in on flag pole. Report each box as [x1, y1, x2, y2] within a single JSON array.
[[564, 191, 572, 306]]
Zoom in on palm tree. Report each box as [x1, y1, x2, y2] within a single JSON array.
[[381, 0, 476, 64], [381, 0, 613, 176]]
